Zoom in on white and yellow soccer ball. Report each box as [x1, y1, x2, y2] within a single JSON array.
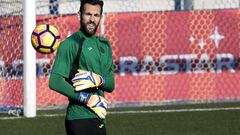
[[31, 24, 61, 54]]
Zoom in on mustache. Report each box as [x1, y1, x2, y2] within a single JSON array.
[[87, 22, 96, 26]]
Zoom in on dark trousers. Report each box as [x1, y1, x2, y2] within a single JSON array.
[[65, 118, 106, 135]]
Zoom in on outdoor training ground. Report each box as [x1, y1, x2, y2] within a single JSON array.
[[1, 102, 240, 135]]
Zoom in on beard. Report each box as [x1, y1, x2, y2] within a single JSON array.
[[80, 20, 100, 36]]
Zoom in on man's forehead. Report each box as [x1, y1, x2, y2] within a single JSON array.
[[83, 3, 101, 13]]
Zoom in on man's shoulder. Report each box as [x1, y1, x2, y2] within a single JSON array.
[[98, 36, 110, 46], [58, 32, 83, 52], [62, 31, 83, 44]]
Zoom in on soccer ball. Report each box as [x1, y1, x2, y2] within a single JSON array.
[[31, 24, 61, 54]]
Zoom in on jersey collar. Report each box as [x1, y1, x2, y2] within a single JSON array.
[[79, 30, 97, 40]]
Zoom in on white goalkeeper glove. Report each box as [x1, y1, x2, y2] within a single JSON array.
[[75, 92, 108, 119], [72, 69, 105, 91]]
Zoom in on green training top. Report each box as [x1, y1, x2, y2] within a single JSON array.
[[49, 30, 114, 120]]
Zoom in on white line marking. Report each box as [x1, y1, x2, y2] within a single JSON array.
[[1, 107, 240, 120], [108, 107, 240, 114]]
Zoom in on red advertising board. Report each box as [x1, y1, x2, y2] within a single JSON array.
[[0, 9, 239, 107]]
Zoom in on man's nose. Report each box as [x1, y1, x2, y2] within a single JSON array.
[[89, 15, 95, 22]]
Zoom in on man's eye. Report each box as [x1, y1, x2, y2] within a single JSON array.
[[95, 14, 101, 17], [85, 13, 91, 16], [84, 13, 101, 18]]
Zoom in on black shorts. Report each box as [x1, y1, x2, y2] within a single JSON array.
[[65, 118, 106, 135]]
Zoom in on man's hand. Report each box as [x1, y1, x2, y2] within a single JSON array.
[[75, 92, 108, 119], [72, 69, 105, 91]]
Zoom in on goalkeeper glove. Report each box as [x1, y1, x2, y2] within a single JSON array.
[[75, 92, 108, 119], [72, 69, 105, 91]]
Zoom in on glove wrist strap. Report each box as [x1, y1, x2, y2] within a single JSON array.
[[75, 92, 90, 104], [100, 76, 105, 86]]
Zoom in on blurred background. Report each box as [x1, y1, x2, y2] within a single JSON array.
[[0, 1, 239, 134]]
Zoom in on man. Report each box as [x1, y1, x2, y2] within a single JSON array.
[[49, 0, 114, 135]]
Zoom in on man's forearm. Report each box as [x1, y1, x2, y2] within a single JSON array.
[[49, 73, 77, 99], [101, 74, 114, 93]]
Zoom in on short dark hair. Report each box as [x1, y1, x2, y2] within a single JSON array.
[[79, 0, 104, 15]]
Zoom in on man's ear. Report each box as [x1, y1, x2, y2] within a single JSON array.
[[77, 11, 81, 21]]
